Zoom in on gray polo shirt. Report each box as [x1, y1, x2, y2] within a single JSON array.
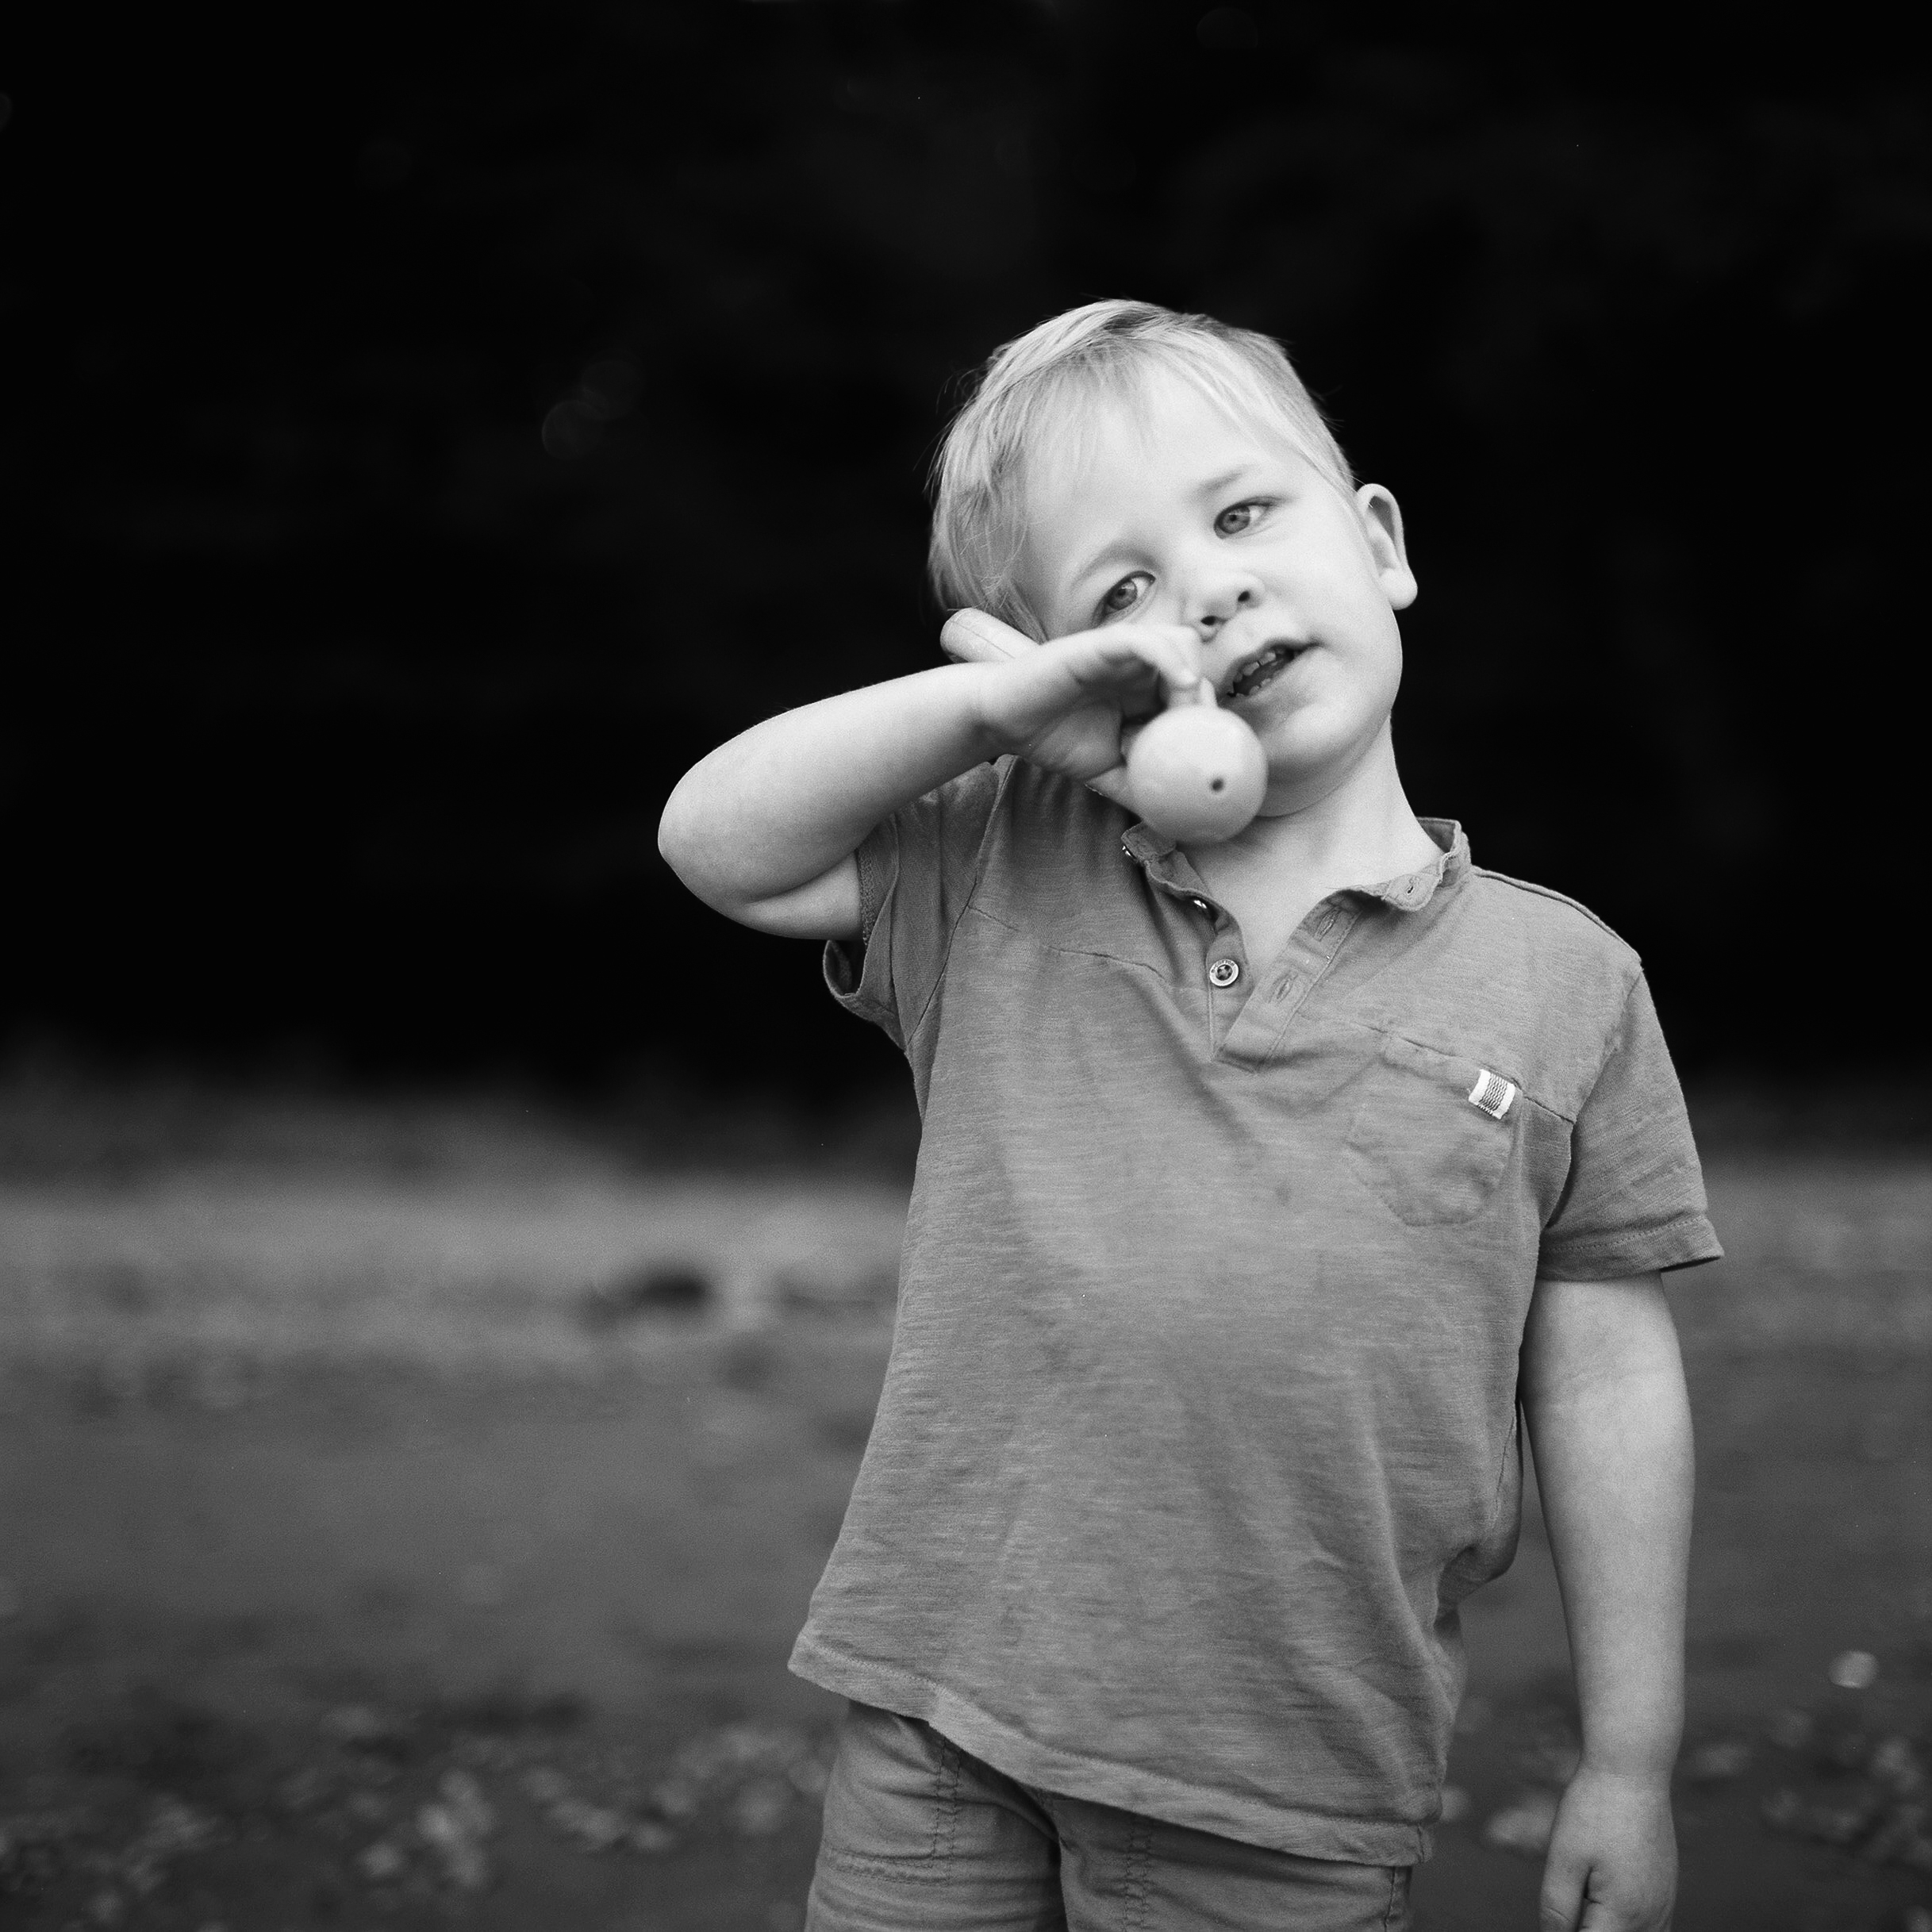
[[789, 758, 1720, 1866]]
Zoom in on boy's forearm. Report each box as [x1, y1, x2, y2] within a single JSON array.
[[1520, 1274, 1693, 1781], [658, 665, 999, 913]]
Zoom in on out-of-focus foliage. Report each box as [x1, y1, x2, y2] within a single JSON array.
[[4, 1, 1927, 1086]]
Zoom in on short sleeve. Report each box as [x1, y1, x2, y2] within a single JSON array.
[[1538, 973, 1724, 1279], [821, 759, 1012, 1053]]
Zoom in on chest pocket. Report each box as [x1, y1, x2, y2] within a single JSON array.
[[1345, 1032, 1519, 1227]]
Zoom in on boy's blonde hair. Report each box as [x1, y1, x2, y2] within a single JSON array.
[[928, 299, 1356, 639]]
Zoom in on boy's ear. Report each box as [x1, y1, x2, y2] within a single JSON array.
[[1356, 484, 1418, 611]]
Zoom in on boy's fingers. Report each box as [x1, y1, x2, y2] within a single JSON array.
[[1144, 624, 1205, 689], [1571, 1892, 1612, 1932], [1095, 623, 1202, 700]]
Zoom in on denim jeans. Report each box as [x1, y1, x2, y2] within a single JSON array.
[[805, 1702, 1413, 1931]]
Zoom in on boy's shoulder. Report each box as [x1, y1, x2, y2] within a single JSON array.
[[1437, 859, 1647, 1026], [1459, 862, 1641, 969]]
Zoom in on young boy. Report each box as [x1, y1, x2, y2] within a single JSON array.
[[659, 301, 1719, 1931]]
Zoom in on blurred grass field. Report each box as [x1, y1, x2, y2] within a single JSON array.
[[0, 1076, 1927, 1931]]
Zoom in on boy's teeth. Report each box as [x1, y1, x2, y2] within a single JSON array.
[[1227, 644, 1298, 698]]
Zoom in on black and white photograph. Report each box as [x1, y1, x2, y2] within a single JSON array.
[[2, 4, 1928, 1928]]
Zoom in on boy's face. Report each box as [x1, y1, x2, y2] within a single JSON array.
[[1016, 370, 1418, 813]]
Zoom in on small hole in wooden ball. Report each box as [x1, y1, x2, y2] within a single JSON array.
[[1126, 705, 1268, 843]]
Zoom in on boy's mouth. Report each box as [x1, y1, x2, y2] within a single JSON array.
[[1221, 642, 1306, 702]]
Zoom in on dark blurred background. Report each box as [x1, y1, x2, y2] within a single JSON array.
[[2, 21, 1930, 1926], [5, 0, 1928, 1109]]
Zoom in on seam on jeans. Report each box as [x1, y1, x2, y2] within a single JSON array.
[[818, 1724, 963, 1884], [1121, 1817, 1153, 1931], [1382, 1866, 1400, 1929], [935, 1732, 961, 1870]]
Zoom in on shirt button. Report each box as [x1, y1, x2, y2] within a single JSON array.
[[1207, 958, 1240, 988], [1191, 897, 1211, 914]]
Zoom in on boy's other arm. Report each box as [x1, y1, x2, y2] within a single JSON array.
[[1519, 1272, 1692, 1932], [657, 626, 1204, 939]]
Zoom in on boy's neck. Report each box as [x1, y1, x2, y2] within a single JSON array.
[[1182, 724, 1439, 903]]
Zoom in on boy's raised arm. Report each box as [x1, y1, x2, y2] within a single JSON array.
[[1519, 1272, 1692, 1932], [657, 624, 1204, 939], [658, 666, 1001, 939]]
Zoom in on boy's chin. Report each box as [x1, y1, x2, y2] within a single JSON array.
[[1257, 720, 1391, 801]]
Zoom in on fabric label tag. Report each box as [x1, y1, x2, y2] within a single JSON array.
[[1467, 1069, 1519, 1120]]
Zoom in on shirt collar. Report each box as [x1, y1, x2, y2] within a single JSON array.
[[1121, 816, 1470, 913], [1353, 818, 1469, 912]]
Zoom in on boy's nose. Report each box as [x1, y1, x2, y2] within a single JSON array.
[[1193, 584, 1255, 635]]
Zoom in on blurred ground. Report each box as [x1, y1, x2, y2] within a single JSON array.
[[0, 1079, 1927, 1931]]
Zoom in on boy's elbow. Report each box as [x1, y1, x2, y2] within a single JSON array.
[[655, 781, 696, 877], [656, 767, 861, 939], [657, 777, 732, 911]]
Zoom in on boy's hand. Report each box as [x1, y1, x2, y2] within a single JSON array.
[[970, 621, 1204, 797], [1539, 1768, 1677, 1931]]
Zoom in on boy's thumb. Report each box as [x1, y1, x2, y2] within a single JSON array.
[[1538, 1857, 1585, 1932]]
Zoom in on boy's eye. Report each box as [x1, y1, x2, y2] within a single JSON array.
[[1216, 500, 1267, 536], [1097, 572, 1153, 620]]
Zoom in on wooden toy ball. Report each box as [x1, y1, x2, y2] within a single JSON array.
[[937, 607, 1268, 843], [1127, 696, 1268, 844]]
